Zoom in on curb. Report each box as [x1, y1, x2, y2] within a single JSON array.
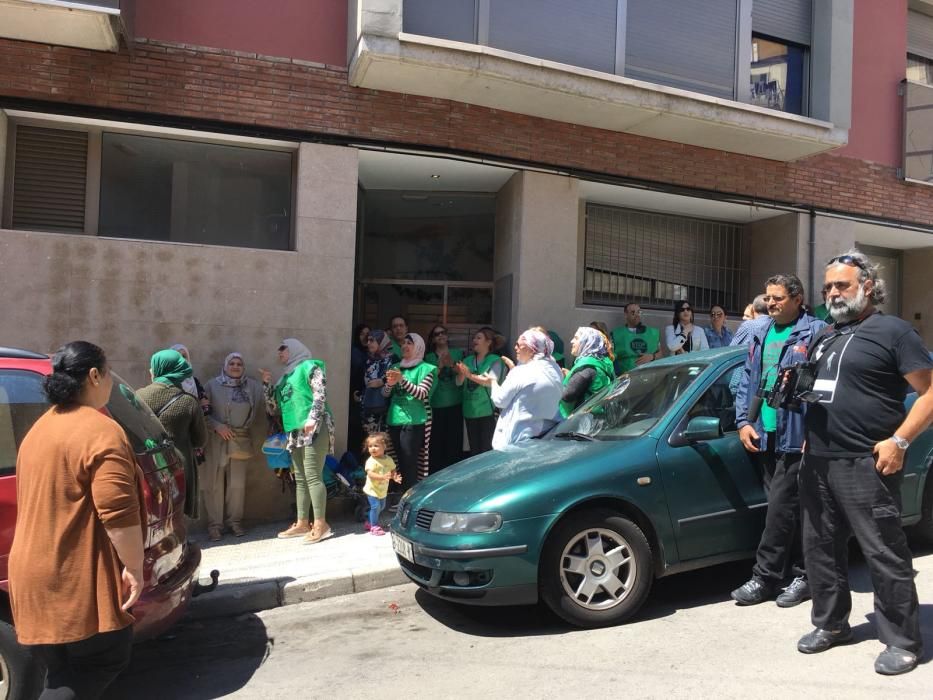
[[187, 565, 409, 620]]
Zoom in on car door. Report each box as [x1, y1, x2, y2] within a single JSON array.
[[655, 361, 766, 562]]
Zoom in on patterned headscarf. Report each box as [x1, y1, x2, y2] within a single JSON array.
[[171, 343, 199, 397], [280, 338, 312, 374], [573, 326, 609, 359], [218, 352, 251, 403], [368, 329, 392, 358], [151, 349, 193, 389], [400, 333, 426, 368], [517, 329, 552, 362]]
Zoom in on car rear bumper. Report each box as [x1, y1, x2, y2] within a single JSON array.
[[132, 541, 201, 641]]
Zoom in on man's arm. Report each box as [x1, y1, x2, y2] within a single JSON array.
[[874, 368, 933, 475]]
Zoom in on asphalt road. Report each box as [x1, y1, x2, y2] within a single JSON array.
[[105, 546, 933, 699]]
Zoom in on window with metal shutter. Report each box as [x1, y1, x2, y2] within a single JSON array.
[[909, 10, 933, 61], [752, 0, 812, 46], [403, 0, 477, 44], [11, 126, 88, 233], [583, 203, 747, 312], [625, 0, 737, 100]]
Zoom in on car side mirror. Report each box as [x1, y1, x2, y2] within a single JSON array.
[[682, 416, 722, 443]]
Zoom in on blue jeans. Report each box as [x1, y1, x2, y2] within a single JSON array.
[[368, 495, 386, 527]]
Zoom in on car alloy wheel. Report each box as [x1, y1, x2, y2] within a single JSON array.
[[558, 527, 636, 610], [540, 509, 653, 628]]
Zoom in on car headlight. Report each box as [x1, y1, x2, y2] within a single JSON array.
[[429, 512, 502, 534]]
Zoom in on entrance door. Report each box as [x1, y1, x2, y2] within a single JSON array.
[[655, 362, 766, 561]]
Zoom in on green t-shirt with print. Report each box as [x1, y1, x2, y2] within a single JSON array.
[[760, 322, 794, 433]]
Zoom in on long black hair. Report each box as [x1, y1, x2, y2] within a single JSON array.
[[672, 300, 694, 327], [44, 341, 107, 406]]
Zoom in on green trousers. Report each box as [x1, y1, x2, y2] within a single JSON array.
[[291, 425, 328, 522]]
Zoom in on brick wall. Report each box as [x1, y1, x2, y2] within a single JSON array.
[[1, 37, 933, 227]]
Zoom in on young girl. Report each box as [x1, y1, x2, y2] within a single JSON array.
[[362, 432, 400, 536]]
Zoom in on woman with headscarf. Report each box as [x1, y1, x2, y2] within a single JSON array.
[[361, 329, 394, 436], [381, 333, 437, 488], [202, 353, 265, 541], [171, 343, 209, 465], [663, 300, 709, 355], [559, 327, 616, 418], [260, 338, 335, 544], [425, 323, 465, 472], [455, 327, 507, 457], [471, 329, 563, 449], [136, 349, 208, 517]]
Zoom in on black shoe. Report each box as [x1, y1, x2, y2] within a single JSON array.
[[776, 576, 811, 608], [731, 576, 778, 605], [874, 646, 920, 676], [797, 625, 853, 654]]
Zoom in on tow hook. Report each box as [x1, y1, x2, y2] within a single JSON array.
[[193, 569, 220, 597]]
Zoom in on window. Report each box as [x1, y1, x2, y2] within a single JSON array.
[[582, 204, 747, 313], [687, 362, 741, 434], [908, 53, 933, 86], [750, 35, 807, 115], [5, 121, 295, 250], [0, 370, 49, 476]]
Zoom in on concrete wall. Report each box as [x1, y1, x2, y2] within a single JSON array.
[[901, 247, 933, 346], [746, 213, 813, 301], [0, 142, 358, 528]]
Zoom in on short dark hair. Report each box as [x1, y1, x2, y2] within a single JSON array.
[[752, 294, 769, 315], [389, 315, 408, 327], [44, 341, 107, 406], [624, 302, 640, 312], [765, 273, 804, 299]]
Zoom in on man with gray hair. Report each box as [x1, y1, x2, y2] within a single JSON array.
[[797, 250, 933, 675]]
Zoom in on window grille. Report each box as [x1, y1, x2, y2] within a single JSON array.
[[582, 203, 748, 313]]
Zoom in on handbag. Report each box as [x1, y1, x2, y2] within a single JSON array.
[[262, 433, 292, 470], [228, 428, 254, 460]]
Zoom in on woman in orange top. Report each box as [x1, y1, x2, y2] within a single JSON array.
[[9, 341, 144, 699]]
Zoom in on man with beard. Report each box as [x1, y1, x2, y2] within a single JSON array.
[[797, 250, 933, 675]]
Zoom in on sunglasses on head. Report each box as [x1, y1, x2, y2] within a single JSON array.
[[829, 254, 867, 271]]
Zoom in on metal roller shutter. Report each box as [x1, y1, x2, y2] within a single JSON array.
[[403, 0, 477, 44], [487, 0, 618, 74], [752, 0, 813, 46], [11, 126, 88, 233], [908, 10, 933, 61], [625, 0, 737, 100]]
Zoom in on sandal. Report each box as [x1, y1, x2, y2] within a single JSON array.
[[303, 527, 334, 545], [370, 526, 386, 536], [277, 523, 310, 539]]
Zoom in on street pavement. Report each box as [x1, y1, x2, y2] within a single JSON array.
[[106, 544, 933, 699]]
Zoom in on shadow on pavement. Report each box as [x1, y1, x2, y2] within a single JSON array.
[[102, 613, 271, 700]]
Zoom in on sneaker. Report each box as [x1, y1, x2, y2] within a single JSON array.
[[370, 526, 386, 536], [277, 523, 310, 539], [797, 624, 853, 654], [731, 576, 778, 605], [208, 526, 222, 542], [776, 576, 810, 608]]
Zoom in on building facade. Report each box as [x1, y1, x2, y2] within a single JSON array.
[[1, 0, 932, 522]]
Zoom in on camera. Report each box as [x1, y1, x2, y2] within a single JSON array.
[[747, 361, 819, 422]]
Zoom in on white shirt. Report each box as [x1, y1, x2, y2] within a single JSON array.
[[663, 324, 710, 353], [490, 357, 564, 450]]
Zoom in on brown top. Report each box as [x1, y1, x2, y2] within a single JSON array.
[[9, 404, 143, 645]]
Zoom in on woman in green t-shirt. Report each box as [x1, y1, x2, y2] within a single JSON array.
[[381, 333, 438, 489], [425, 324, 465, 473], [456, 328, 507, 456], [559, 327, 616, 418]]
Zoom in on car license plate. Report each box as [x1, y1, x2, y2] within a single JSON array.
[[392, 533, 413, 562]]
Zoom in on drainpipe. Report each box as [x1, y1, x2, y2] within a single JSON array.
[[808, 209, 816, 305]]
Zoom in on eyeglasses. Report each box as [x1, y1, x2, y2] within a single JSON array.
[[762, 295, 787, 303], [828, 254, 867, 271], [277, 345, 288, 352], [679, 306, 692, 312], [432, 330, 447, 337], [391, 322, 407, 328], [710, 311, 724, 318], [823, 280, 853, 294]]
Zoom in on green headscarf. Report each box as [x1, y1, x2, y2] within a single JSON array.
[[150, 349, 193, 389]]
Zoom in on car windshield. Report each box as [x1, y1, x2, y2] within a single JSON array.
[[104, 372, 170, 454], [549, 362, 708, 441]]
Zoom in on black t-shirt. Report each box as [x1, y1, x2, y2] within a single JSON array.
[[805, 312, 933, 458]]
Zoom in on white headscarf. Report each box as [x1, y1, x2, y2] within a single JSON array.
[[280, 338, 312, 374], [400, 333, 426, 368], [171, 343, 200, 397], [517, 329, 552, 362], [573, 327, 609, 359]]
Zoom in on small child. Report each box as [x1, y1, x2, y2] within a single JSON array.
[[362, 432, 400, 536]]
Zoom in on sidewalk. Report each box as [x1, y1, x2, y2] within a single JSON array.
[[186, 515, 407, 620]]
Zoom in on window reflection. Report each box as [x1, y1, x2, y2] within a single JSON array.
[[908, 54, 933, 86], [750, 35, 806, 115]]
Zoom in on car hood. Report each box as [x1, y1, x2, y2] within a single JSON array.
[[404, 438, 637, 516]]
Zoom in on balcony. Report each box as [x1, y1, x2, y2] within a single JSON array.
[[0, 0, 133, 52], [348, 0, 851, 162]]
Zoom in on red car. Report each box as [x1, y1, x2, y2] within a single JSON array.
[[0, 347, 208, 697]]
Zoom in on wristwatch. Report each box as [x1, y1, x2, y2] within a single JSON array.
[[891, 435, 910, 450]]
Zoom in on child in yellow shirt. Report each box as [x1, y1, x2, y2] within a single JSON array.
[[362, 432, 399, 536]]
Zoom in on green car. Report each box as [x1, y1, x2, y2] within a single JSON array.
[[391, 347, 933, 628]]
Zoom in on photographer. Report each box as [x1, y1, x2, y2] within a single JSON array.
[[732, 274, 825, 607], [796, 251, 933, 676]]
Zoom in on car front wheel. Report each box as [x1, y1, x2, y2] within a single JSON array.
[[540, 509, 653, 628]]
